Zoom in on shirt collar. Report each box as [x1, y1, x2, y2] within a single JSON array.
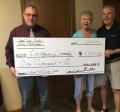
[[103, 21, 116, 31], [23, 23, 39, 31]]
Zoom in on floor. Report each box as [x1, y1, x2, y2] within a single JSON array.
[[0, 104, 5, 112], [0, 87, 115, 112], [34, 87, 115, 112]]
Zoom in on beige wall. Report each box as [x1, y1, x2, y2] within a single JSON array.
[[75, 0, 103, 31], [0, 0, 22, 68], [0, 2, 22, 111]]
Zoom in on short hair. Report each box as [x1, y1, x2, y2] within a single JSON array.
[[102, 5, 115, 17], [23, 4, 38, 13], [80, 10, 93, 22]]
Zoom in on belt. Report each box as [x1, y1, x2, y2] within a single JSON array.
[[106, 57, 120, 63]]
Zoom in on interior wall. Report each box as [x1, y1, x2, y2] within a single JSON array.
[[75, 0, 103, 31], [0, 0, 22, 68]]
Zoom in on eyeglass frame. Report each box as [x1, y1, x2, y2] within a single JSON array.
[[25, 13, 38, 18]]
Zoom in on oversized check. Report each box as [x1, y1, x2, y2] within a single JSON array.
[[13, 38, 105, 77]]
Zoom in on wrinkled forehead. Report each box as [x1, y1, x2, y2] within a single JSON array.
[[81, 15, 91, 18], [24, 7, 38, 14], [102, 7, 113, 13], [80, 15, 93, 22]]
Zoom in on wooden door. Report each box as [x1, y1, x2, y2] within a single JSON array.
[[21, 0, 75, 37]]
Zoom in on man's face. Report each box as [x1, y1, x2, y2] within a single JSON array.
[[102, 7, 114, 26], [23, 7, 38, 28]]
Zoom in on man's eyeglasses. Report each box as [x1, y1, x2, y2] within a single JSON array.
[[25, 13, 38, 18]]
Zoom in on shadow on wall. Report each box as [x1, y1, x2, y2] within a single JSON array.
[[0, 67, 21, 111], [0, 86, 3, 106]]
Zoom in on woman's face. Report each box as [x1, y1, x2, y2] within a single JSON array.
[[80, 15, 92, 30]]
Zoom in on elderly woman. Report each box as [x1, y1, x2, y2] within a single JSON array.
[[73, 10, 96, 112]]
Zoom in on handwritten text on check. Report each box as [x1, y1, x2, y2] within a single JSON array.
[[13, 38, 105, 77]]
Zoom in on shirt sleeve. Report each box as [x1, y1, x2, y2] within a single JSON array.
[[5, 30, 15, 67]]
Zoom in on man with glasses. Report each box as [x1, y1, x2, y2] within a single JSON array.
[[5, 5, 51, 112]]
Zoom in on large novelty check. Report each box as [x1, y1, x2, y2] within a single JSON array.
[[13, 38, 105, 77]]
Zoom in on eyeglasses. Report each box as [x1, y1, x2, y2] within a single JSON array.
[[25, 13, 38, 18]]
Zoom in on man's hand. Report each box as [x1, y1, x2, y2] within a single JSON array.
[[105, 49, 115, 58], [9, 67, 16, 77]]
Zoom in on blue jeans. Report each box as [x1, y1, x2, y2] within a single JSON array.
[[74, 74, 95, 101], [17, 77, 48, 112]]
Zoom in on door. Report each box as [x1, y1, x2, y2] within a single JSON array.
[[21, 0, 75, 37]]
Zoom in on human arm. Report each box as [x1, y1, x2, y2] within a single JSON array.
[[5, 30, 16, 77], [105, 48, 120, 58]]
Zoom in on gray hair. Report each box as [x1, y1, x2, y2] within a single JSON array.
[[102, 5, 115, 18], [80, 10, 93, 22]]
